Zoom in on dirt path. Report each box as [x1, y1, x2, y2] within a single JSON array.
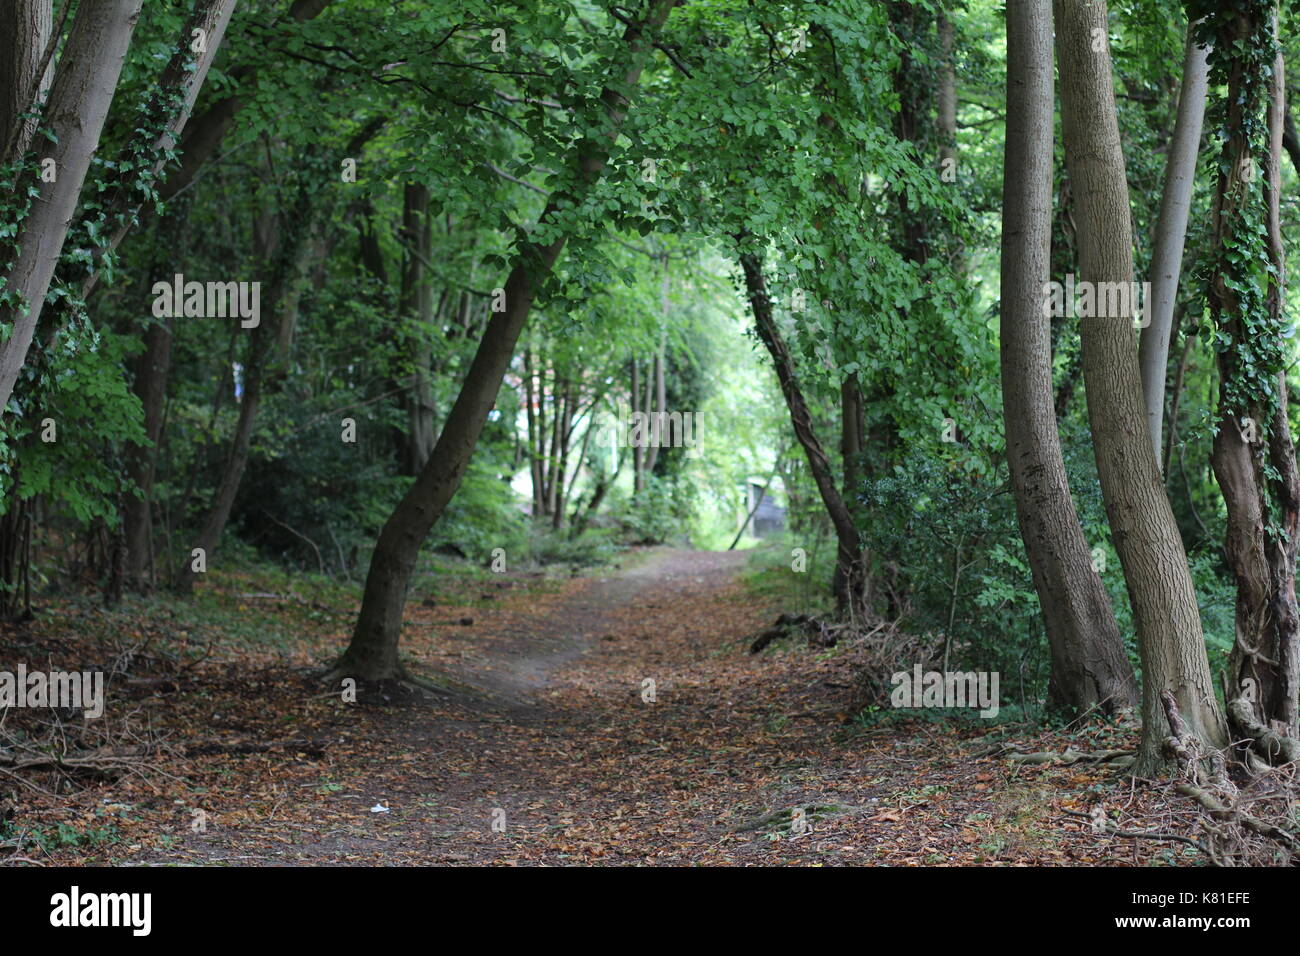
[[103, 548, 1149, 865]]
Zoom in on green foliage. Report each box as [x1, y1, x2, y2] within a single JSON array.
[[614, 474, 694, 545], [0, 327, 145, 524], [431, 456, 529, 565], [857, 448, 1045, 689]]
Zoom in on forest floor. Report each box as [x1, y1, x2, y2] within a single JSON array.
[[2, 547, 1202, 866]]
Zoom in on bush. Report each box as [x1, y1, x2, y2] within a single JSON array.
[[613, 474, 694, 545], [857, 450, 1046, 704]]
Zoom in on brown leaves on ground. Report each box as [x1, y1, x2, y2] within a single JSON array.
[[0, 548, 1201, 866]]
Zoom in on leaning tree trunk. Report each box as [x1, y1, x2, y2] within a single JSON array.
[[1000, 0, 1137, 717], [172, 194, 319, 593], [739, 249, 868, 619], [79, 0, 237, 301], [1138, 23, 1209, 463], [1054, 0, 1227, 775], [154, 0, 334, 204], [0, 0, 144, 415], [332, 0, 678, 683], [1201, 4, 1300, 760]]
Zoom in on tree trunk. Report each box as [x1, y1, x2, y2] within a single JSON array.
[[1001, 0, 1137, 716], [739, 249, 867, 619], [936, 9, 965, 270], [0, 0, 54, 169], [1138, 25, 1209, 464], [839, 376, 872, 606], [80, 0, 238, 301], [0, 0, 144, 416], [524, 345, 544, 516], [123, 312, 173, 590], [1054, 0, 1227, 774], [630, 357, 645, 494], [332, 0, 677, 682], [398, 183, 436, 475], [172, 185, 320, 592], [1203, 7, 1300, 757]]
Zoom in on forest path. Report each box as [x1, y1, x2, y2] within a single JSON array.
[[120, 547, 1123, 866]]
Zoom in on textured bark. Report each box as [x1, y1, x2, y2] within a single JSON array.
[[0, 0, 54, 168], [1139, 25, 1209, 464], [398, 183, 435, 475], [1054, 0, 1227, 774], [937, 12, 957, 172], [1000, 0, 1137, 716], [740, 250, 867, 619], [333, 0, 677, 681], [123, 313, 173, 589], [0, 0, 144, 415], [79, 0, 237, 300], [1206, 11, 1300, 757]]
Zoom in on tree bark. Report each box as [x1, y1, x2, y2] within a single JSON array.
[[1054, 0, 1227, 774], [1204, 7, 1300, 757], [332, 0, 677, 682], [1000, 0, 1137, 716], [123, 309, 174, 590], [0, 0, 54, 169], [80, 0, 238, 301], [1139, 25, 1209, 464], [398, 183, 436, 475], [0, 0, 144, 416], [739, 249, 867, 619]]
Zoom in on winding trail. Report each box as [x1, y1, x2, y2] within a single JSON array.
[[125, 547, 1120, 865]]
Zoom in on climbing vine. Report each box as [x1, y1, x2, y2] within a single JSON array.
[[1190, 0, 1285, 423]]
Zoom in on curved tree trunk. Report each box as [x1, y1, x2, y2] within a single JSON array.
[[1054, 0, 1227, 774], [1000, 0, 1137, 717], [332, 0, 677, 682], [0, 0, 144, 415], [739, 250, 867, 619], [1138, 25, 1209, 463]]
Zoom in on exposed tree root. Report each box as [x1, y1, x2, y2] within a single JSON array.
[[1161, 690, 1299, 865], [1227, 696, 1299, 765], [1007, 748, 1133, 767]]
